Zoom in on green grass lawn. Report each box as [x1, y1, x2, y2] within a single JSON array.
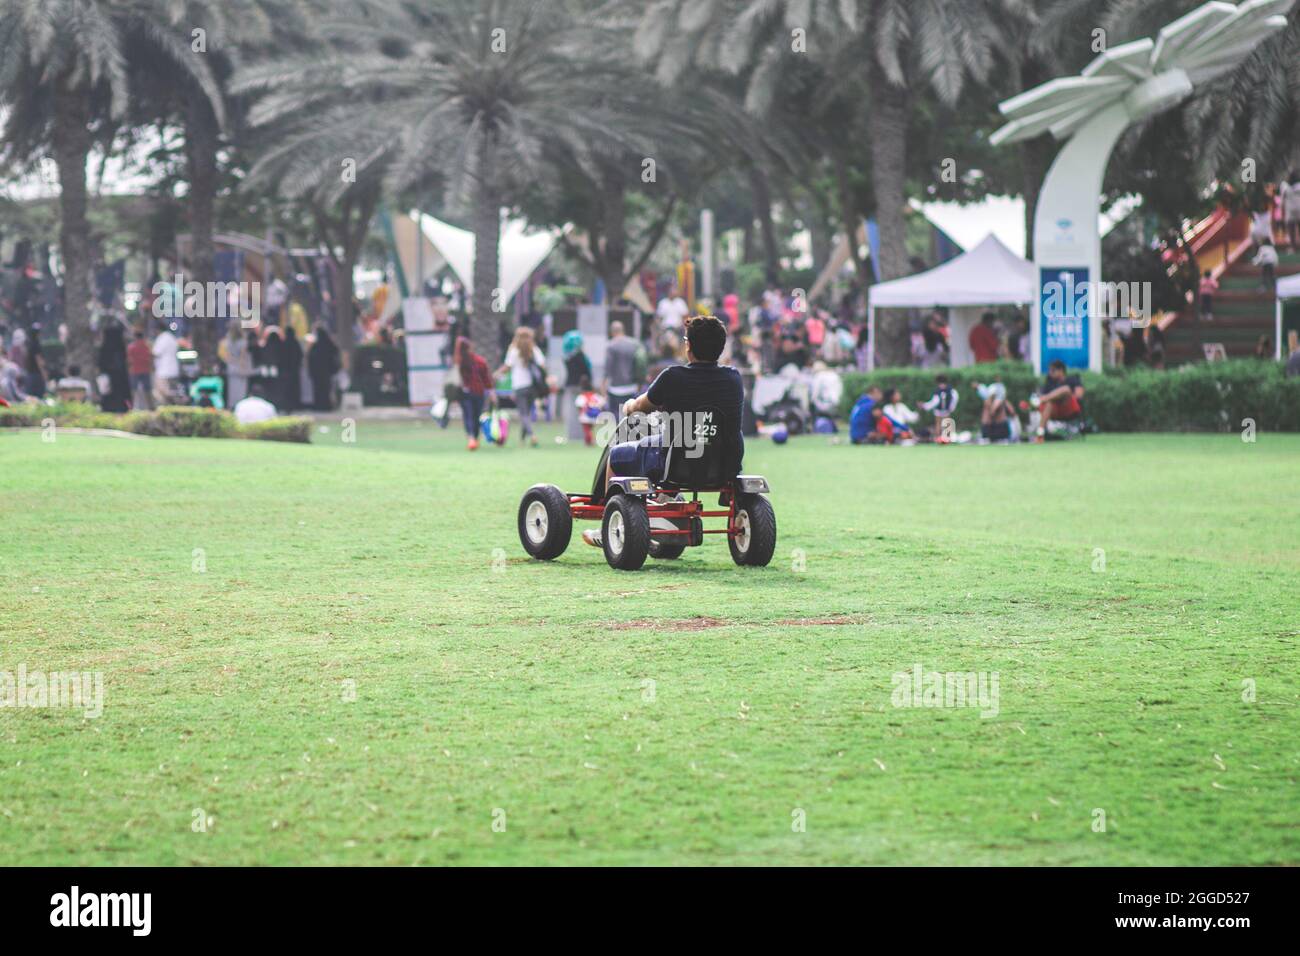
[[1, 420, 1297, 865]]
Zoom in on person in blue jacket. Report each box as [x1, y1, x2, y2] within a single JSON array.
[[849, 386, 883, 444]]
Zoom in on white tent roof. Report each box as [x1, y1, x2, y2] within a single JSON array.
[[868, 233, 1036, 308], [1278, 272, 1300, 299], [407, 209, 567, 304]]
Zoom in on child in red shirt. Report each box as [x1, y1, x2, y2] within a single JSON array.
[[575, 376, 602, 446]]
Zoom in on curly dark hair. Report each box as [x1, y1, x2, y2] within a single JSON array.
[[684, 314, 726, 362]]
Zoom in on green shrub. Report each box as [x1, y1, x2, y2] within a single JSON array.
[[839, 359, 1300, 432], [238, 417, 313, 443], [0, 403, 42, 428], [125, 406, 238, 438], [1, 402, 313, 442], [0, 401, 120, 430]]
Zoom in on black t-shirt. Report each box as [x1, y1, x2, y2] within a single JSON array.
[[1041, 373, 1082, 396], [647, 361, 745, 470]]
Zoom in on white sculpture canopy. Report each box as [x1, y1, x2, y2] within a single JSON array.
[[991, 0, 1294, 372]]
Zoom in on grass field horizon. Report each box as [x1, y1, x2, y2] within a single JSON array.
[[1, 421, 1297, 865]]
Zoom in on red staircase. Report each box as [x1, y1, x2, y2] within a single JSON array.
[[1162, 209, 1299, 364]]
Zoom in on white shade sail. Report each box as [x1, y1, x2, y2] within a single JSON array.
[[407, 209, 567, 306], [867, 233, 1036, 309], [1277, 272, 1300, 299]]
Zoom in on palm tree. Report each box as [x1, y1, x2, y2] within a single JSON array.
[[1171, 5, 1300, 183], [232, 98, 388, 367], [126, 0, 313, 366], [0, 0, 225, 375], [235, 0, 670, 355], [632, 0, 1027, 364]]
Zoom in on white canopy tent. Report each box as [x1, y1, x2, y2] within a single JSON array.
[[1277, 272, 1300, 359], [866, 233, 1036, 369]]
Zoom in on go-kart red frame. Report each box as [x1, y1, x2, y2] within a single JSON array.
[[567, 488, 735, 537], [517, 476, 775, 571]]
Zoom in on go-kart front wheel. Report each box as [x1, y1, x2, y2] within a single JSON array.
[[518, 484, 572, 560], [729, 493, 776, 567], [602, 494, 650, 571]]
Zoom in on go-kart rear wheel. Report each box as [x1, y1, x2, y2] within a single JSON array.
[[649, 495, 688, 560], [649, 537, 688, 560], [729, 493, 776, 567], [602, 494, 650, 571], [518, 484, 572, 560]]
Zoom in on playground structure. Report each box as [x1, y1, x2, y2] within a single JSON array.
[[992, 0, 1295, 372]]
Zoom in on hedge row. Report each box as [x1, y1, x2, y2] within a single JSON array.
[[839, 359, 1300, 432], [0, 403, 313, 442]]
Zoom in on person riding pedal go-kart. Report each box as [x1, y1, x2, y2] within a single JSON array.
[[517, 314, 776, 570], [582, 314, 745, 549]]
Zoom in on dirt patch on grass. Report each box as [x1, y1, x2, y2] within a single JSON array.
[[775, 614, 871, 626], [604, 616, 728, 631], [603, 613, 869, 631]]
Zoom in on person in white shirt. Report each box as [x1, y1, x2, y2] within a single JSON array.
[[882, 389, 920, 429], [1250, 204, 1274, 246], [54, 364, 92, 401], [1252, 241, 1279, 292], [494, 326, 547, 446], [1281, 172, 1300, 248], [655, 287, 689, 330], [152, 326, 180, 405]]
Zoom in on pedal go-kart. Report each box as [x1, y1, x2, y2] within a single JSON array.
[[516, 410, 776, 571]]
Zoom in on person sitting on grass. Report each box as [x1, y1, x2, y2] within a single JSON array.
[[975, 381, 1017, 443], [882, 387, 922, 440], [581, 315, 743, 549], [54, 364, 92, 402], [849, 385, 883, 444], [867, 403, 896, 444], [1034, 359, 1084, 442]]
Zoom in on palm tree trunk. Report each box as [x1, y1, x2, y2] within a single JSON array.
[[1020, 136, 1055, 260], [52, 80, 94, 378], [598, 169, 627, 303], [749, 166, 781, 282], [867, 70, 911, 367], [331, 255, 357, 371], [832, 151, 866, 278], [185, 96, 219, 369], [472, 154, 503, 361], [339, 187, 378, 371]]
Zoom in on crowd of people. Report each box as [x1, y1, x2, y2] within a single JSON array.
[[0, 314, 343, 415], [847, 361, 1086, 447], [5, 192, 1298, 422]]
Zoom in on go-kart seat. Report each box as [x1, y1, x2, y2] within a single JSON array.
[[657, 404, 740, 490]]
